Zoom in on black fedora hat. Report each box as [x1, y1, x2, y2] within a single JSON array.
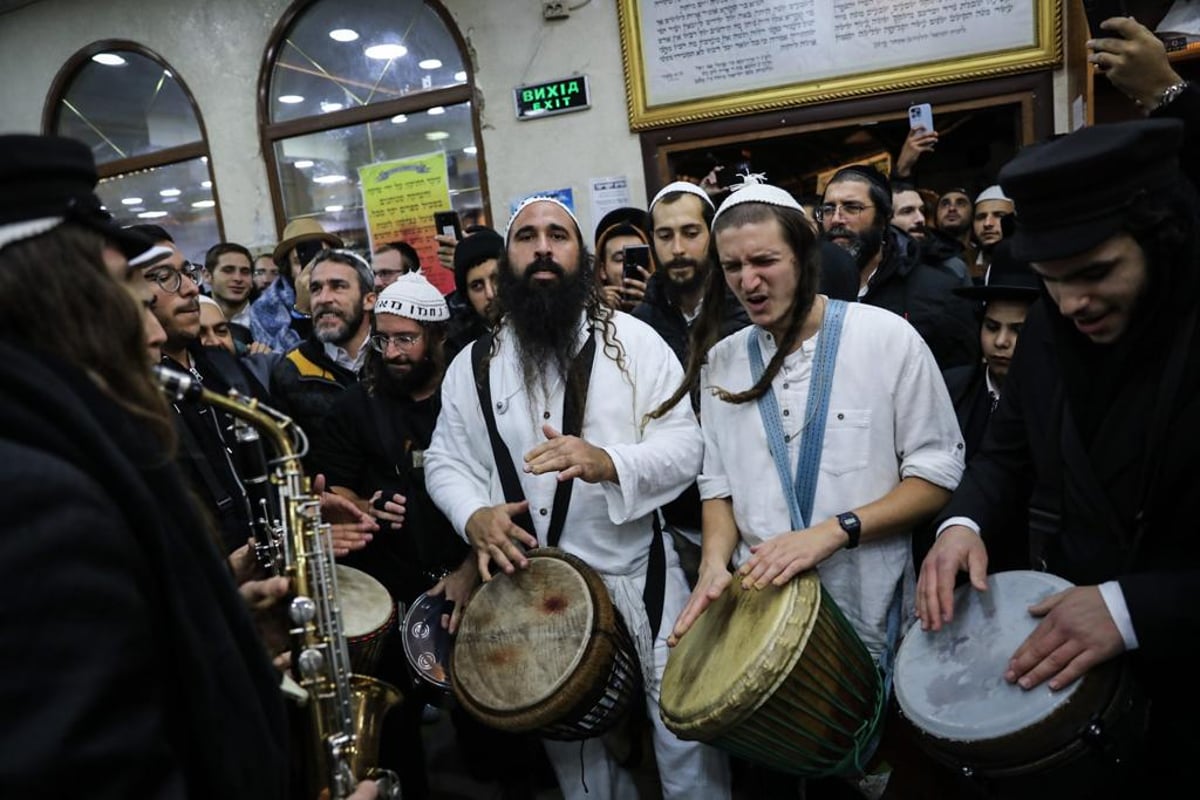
[[594, 206, 650, 245], [999, 118, 1183, 262], [954, 240, 1041, 302], [0, 134, 154, 259]]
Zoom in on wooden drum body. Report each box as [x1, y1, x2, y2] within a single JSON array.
[[893, 570, 1147, 793], [451, 548, 642, 740], [336, 564, 396, 677], [660, 572, 884, 776]]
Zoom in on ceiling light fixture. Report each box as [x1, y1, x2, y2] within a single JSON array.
[[294, 160, 314, 168], [365, 43, 407, 60], [159, 188, 181, 197], [278, 94, 305, 104], [325, 205, 345, 213], [390, 114, 408, 124], [92, 53, 126, 66], [137, 210, 168, 219], [121, 197, 143, 205], [454, 71, 467, 82], [201, 180, 212, 189], [320, 101, 344, 113], [419, 59, 442, 70], [313, 174, 348, 185], [329, 29, 359, 42], [463, 145, 478, 155], [425, 131, 450, 141], [192, 200, 216, 209], [427, 106, 445, 115]]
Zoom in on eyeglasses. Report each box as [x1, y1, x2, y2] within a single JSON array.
[[814, 202, 874, 222], [369, 332, 423, 352], [145, 262, 202, 294]]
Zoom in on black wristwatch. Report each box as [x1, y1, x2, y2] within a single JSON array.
[[837, 511, 862, 549]]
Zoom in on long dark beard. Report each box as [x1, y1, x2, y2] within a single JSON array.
[[498, 254, 591, 399], [376, 353, 438, 399], [825, 222, 884, 270]]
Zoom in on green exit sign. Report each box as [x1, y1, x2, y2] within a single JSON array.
[[514, 76, 590, 120]]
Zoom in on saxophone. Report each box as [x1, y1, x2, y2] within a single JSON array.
[[153, 366, 402, 800]]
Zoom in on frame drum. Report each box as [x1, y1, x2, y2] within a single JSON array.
[[894, 570, 1146, 790], [451, 548, 641, 740], [660, 572, 884, 776], [336, 564, 396, 676]]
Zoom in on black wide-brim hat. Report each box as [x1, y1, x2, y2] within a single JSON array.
[[0, 134, 154, 259], [954, 240, 1041, 302], [999, 118, 1184, 263], [594, 206, 651, 245]]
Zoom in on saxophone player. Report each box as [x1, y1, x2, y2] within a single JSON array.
[[0, 137, 380, 798]]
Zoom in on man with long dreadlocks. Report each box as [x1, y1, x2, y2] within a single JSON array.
[[664, 178, 963, 795], [425, 196, 731, 800]]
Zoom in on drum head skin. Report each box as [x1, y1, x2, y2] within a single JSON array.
[[661, 572, 820, 739], [452, 554, 595, 712], [403, 593, 454, 690], [336, 565, 395, 638], [895, 570, 1080, 742]]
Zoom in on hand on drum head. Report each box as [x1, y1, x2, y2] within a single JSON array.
[[739, 522, 844, 590], [368, 489, 407, 530], [1005, 586, 1126, 693], [465, 501, 538, 581], [524, 424, 618, 484], [426, 556, 480, 634], [668, 565, 732, 646], [916, 525, 989, 631]]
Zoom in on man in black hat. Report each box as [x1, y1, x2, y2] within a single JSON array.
[[918, 118, 1200, 790], [819, 165, 979, 369], [445, 226, 504, 359], [0, 134, 293, 798]]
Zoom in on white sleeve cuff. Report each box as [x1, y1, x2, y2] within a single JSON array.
[[1098, 580, 1139, 651], [936, 516, 980, 537]]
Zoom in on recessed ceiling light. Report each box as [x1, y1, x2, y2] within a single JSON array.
[[137, 210, 168, 219], [390, 114, 408, 124], [201, 180, 212, 189], [427, 106, 445, 116], [463, 145, 477, 155], [162, 197, 179, 204], [121, 197, 143, 205], [365, 43, 407, 60], [192, 200, 216, 209], [294, 160, 314, 168], [200, 156, 208, 164], [320, 101, 345, 113], [92, 53, 126, 66], [325, 205, 345, 213], [329, 29, 359, 42], [419, 59, 442, 70], [313, 174, 347, 185], [279, 94, 305, 104], [454, 71, 467, 82], [425, 131, 450, 141], [159, 188, 181, 197]]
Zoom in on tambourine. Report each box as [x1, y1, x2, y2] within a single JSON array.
[[401, 591, 454, 691]]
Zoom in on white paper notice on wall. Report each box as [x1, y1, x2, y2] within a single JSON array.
[[589, 176, 633, 234]]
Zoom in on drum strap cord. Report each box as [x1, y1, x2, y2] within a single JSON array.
[[472, 330, 670, 642], [748, 299, 847, 531]]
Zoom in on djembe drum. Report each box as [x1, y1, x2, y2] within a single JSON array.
[[660, 571, 885, 776], [450, 548, 641, 740], [336, 564, 396, 677]]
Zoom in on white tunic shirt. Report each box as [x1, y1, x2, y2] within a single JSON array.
[[426, 311, 702, 579], [698, 302, 964, 657]]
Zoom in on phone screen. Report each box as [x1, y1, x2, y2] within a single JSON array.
[[434, 210, 462, 240], [622, 244, 650, 280]]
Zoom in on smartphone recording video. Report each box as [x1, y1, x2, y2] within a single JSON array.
[[622, 244, 651, 281]]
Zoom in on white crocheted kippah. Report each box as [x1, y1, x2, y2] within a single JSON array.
[[649, 180, 715, 214], [712, 173, 804, 224], [504, 195, 581, 241], [374, 272, 449, 322]]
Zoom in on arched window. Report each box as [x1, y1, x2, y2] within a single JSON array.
[[45, 41, 221, 263], [261, 0, 487, 294]]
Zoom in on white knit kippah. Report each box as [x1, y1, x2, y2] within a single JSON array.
[[712, 173, 804, 224], [975, 184, 1012, 205], [374, 272, 449, 322], [504, 195, 581, 241], [649, 180, 715, 214], [197, 295, 221, 311]]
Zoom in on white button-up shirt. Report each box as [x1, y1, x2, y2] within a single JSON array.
[[426, 311, 702, 579], [698, 302, 964, 656]]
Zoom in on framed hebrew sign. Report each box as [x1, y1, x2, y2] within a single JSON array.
[[617, 0, 1062, 130]]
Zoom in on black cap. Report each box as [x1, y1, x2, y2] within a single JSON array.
[[954, 240, 1041, 302], [594, 206, 650, 245], [1000, 118, 1184, 262], [0, 134, 154, 259], [828, 164, 892, 197], [453, 227, 504, 297]]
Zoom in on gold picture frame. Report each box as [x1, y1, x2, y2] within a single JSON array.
[[618, 0, 1063, 131]]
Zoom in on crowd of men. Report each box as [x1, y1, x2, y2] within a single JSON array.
[[2, 14, 1198, 800]]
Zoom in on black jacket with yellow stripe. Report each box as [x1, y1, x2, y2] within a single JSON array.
[[268, 336, 358, 456]]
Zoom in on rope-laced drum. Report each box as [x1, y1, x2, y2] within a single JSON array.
[[660, 571, 885, 776], [451, 548, 641, 740]]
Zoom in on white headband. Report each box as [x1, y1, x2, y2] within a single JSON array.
[[504, 196, 581, 241], [649, 181, 715, 214]]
